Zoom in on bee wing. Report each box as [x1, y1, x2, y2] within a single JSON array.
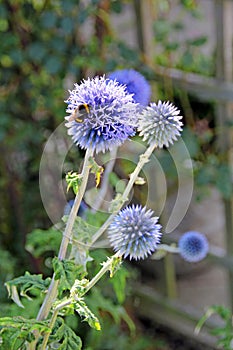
[[68, 108, 81, 122]]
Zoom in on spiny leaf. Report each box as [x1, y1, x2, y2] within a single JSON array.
[[134, 176, 146, 185], [70, 279, 89, 298], [5, 272, 51, 307], [65, 171, 82, 194], [74, 298, 101, 331], [108, 255, 122, 278]]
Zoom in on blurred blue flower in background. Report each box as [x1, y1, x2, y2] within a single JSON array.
[[64, 199, 88, 218], [138, 100, 183, 148], [178, 231, 209, 263], [108, 69, 151, 106], [65, 76, 139, 153], [108, 205, 162, 260]]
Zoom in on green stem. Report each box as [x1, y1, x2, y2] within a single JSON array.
[[156, 244, 180, 254], [40, 310, 59, 350], [36, 147, 93, 323], [90, 142, 157, 245], [84, 252, 120, 294]]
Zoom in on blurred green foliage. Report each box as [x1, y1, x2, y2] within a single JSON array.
[[153, 0, 214, 75]]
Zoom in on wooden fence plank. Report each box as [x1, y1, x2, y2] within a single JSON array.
[[133, 283, 221, 349], [214, 0, 233, 311], [153, 65, 233, 102]]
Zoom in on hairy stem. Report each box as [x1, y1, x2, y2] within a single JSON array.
[[36, 147, 93, 322], [154, 244, 180, 254], [84, 252, 120, 294], [90, 142, 157, 245]]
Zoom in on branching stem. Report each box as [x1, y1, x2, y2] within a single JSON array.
[[90, 142, 157, 245], [36, 147, 93, 323]]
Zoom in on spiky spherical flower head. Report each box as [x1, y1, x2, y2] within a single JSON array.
[[108, 205, 162, 260], [65, 76, 139, 153], [108, 69, 151, 106], [178, 231, 209, 263], [138, 100, 183, 148]]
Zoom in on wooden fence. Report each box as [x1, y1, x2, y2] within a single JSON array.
[[131, 0, 233, 347]]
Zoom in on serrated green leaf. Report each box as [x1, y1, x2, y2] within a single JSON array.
[[48, 317, 82, 350], [5, 272, 51, 307], [26, 227, 62, 257], [52, 257, 85, 296], [0, 316, 50, 349]]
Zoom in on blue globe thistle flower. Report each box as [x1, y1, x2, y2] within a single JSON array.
[[65, 76, 139, 153], [178, 231, 209, 263], [108, 205, 162, 260], [108, 69, 151, 106], [138, 100, 183, 148]]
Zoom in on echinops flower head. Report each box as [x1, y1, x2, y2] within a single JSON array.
[[178, 231, 209, 263], [65, 76, 139, 153], [108, 205, 162, 260], [108, 69, 151, 106], [138, 100, 183, 148]]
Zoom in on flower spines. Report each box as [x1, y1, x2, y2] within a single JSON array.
[[138, 100, 183, 148], [65, 76, 139, 153], [108, 69, 151, 106], [108, 205, 162, 260]]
